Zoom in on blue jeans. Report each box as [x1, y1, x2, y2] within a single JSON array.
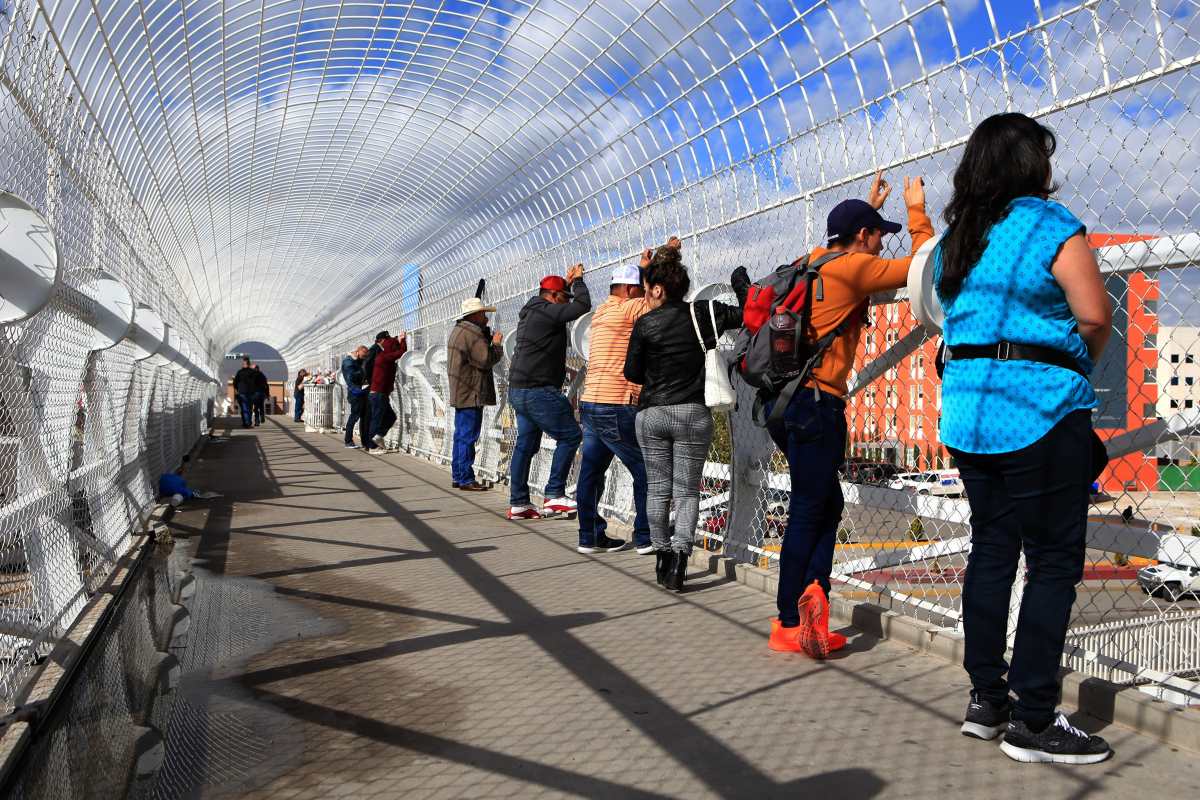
[[452, 407, 484, 485], [508, 387, 582, 506], [370, 391, 397, 441], [345, 393, 370, 446], [577, 402, 650, 547], [767, 388, 847, 627], [236, 393, 253, 426], [293, 391, 304, 421]]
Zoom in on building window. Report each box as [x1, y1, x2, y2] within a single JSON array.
[[1172, 399, 1180, 409], [1189, 377, 1195, 387], [909, 385, 917, 407], [1171, 353, 1180, 364], [1145, 403, 1157, 419], [1145, 368, 1156, 384], [1144, 299, 1157, 314], [936, 386, 942, 410], [1188, 354, 1196, 364], [1189, 400, 1195, 410], [917, 354, 925, 379], [1145, 332, 1156, 349], [1172, 377, 1180, 386]]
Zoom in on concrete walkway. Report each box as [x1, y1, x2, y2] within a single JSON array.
[[158, 417, 1200, 799]]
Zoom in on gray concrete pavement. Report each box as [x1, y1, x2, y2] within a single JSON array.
[[158, 416, 1200, 799]]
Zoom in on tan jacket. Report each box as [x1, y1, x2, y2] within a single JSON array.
[[447, 319, 503, 408]]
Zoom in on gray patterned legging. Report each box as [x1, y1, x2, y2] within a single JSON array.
[[635, 403, 714, 553]]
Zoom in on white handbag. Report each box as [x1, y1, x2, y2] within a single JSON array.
[[689, 300, 737, 412]]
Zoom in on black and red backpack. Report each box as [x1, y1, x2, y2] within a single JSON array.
[[731, 251, 864, 425]]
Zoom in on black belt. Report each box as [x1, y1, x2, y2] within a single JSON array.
[[943, 341, 1086, 377]]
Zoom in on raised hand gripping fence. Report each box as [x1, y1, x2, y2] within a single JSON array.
[[294, 1, 1200, 707]]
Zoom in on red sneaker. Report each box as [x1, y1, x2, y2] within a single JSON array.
[[768, 618, 805, 652], [796, 580, 832, 659], [507, 505, 542, 520]]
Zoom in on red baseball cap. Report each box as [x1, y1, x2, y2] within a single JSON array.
[[539, 275, 569, 294]]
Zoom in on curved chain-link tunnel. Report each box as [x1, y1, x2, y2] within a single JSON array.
[[3, 0, 1200, 738]]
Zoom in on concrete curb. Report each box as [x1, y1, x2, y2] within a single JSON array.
[[688, 550, 1200, 754]]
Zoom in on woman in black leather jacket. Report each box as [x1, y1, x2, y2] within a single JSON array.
[[624, 245, 749, 591]]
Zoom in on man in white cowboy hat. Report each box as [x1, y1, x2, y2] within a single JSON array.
[[446, 296, 503, 491]]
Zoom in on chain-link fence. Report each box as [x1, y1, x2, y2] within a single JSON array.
[[297, 1, 1200, 706], [0, 2, 216, 712]]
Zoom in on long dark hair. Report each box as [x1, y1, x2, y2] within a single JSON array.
[[939, 113, 1057, 297]]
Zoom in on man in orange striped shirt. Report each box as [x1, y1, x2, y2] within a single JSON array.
[[575, 242, 677, 555]]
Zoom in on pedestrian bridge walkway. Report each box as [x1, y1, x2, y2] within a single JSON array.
[[156, 417, 1200, 799]]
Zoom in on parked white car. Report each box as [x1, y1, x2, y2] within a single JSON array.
[[1137, 563, 1200, 599], [888, 471, 964, 497]]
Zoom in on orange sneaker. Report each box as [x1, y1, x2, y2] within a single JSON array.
[[828, 630, 848, 652], [796, 580, 831, 659], [768, 618, 805, 652]]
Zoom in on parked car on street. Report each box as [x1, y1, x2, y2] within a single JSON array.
[[1137, 562, 1200, 599], [888, 471, 964, 497], [842, 460, 902, 486]]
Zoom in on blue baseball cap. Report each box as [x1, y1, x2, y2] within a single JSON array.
[[826, 199, 902, 240]]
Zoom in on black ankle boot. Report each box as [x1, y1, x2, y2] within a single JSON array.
[[655, 549, 671, 586], [664, 551, 687, 592]]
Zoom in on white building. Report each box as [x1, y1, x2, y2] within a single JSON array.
[[1158, 326, 1200, 417]]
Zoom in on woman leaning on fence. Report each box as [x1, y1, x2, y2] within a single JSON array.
[[934, 112, 1114, 765], [623, 244, 749, 592]]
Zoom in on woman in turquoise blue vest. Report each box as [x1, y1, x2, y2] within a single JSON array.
[[935, 113, 1113, 765]]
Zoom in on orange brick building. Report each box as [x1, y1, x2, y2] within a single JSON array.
[[845, 234, 1159, 493]]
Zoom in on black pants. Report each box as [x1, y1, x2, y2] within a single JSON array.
[[949, 410, 1091, 729]]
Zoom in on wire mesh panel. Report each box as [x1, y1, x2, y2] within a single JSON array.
[[0, 1, 216, 710]]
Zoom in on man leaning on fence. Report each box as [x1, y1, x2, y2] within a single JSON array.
[[506, 264, 591, 520], [341, 345, 371, 449], [765, 172, 931, 659], [369, 331, 408, 450], [574, 252, 666, 556], [447, 297, 503, 491]]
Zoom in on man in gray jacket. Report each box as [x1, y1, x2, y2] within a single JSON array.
[[506, 264, 590, 519], [447, 297, 503, 491]]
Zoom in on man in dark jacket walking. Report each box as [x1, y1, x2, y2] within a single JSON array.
[[506, 264, 591, 520], [341, 345, 371, 449], [447, 297, 503, 491], [252, 365, 269, 425], [233, 357, 257, 428], [369, 332, 408, 449]]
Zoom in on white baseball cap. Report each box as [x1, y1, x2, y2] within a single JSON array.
[[610, 264, 641, 286], [459, 297, 497, 318]]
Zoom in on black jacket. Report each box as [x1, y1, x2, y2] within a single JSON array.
[[624, 268, 750, 409], [362, 343, 381, 391], [508, 278, 591, 389], [234, 366, 257, 395]]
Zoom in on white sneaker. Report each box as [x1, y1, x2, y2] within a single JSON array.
[[543, 497, 577, 515], [635, 543, 656, 555]]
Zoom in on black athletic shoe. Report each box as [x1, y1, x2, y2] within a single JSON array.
[[1000, 714, 1113, 764], [577, 534, 627, 554], [960, 691, 1011, 740]]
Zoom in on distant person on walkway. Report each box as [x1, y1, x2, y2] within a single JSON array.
[[341, 345, 371, 449], [764, 172, 930, 660], [624, 246, 748, 591], [506, 264, 591, 520], [447, 297, 503, 491], [293, 369, 308, 422], [575, 247, 673, 556], [369, 331, 408, 449], [252, 365, 269, 426], [935, 113, 1112, 764], [233, 356, 257, 428]]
